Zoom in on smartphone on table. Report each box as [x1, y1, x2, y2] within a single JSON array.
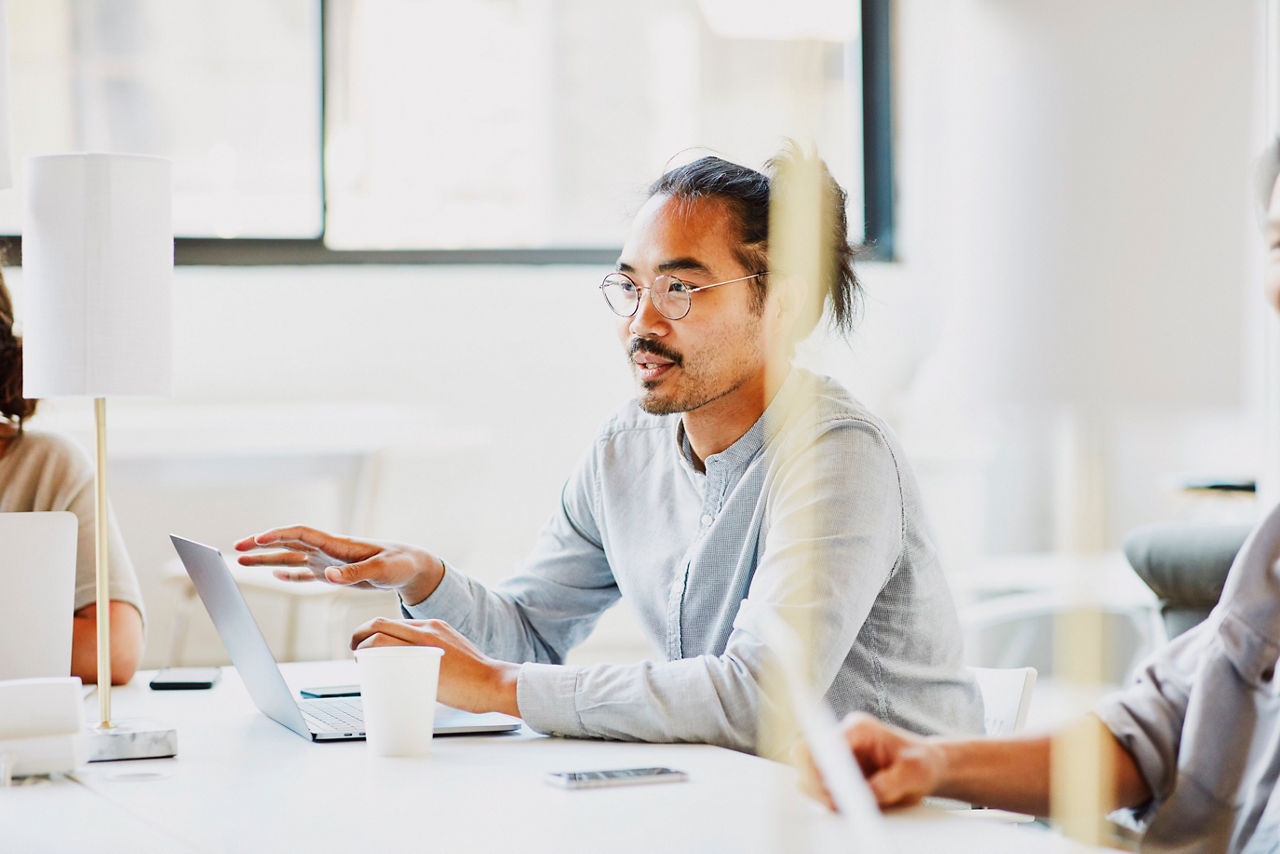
[[149, 667, 222, 690], [298, 684, 361, 699], [544, 767, 689, 789]]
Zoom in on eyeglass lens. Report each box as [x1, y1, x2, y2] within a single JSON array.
[[600, 274, 690, 320]]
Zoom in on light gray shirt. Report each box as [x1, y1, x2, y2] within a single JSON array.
[[406, 369, 982, 753], [1097, 500, 1280, 854]]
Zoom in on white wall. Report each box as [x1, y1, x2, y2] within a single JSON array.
[[8, 0, 1264, 669]]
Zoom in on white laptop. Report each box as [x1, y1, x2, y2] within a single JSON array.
[[0, 512, 77, 681], [170, 535, 521, 742]]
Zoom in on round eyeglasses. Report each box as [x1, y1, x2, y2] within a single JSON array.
[[598, 272, 766, 321]]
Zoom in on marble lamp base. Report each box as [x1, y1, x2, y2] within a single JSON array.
[[86, 719, 177, 762]]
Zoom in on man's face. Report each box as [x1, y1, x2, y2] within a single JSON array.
[[614, 194, 771, 416], [1267, 173, 1280, 316]]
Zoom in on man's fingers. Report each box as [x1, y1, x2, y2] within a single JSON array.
[[235, 525, 351, 556], [323, 556, 381, 586], [354, 632, 416, 650], [350, 617, 437, 650], [237, 550, 311, 567], [866, 767, 915, 807], [272, 568, 320, 583], [865, 753, 929, 808]]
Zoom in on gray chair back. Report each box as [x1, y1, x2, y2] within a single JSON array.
[[1123, 522, 1250, 639]]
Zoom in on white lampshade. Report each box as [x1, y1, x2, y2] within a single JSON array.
[[0, 1, 11, 190], [22, 153, 172, 397]]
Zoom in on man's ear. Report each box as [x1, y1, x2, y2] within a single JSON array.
[[770, 274, 822, 344]]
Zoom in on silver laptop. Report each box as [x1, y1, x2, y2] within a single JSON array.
[[170, 535, 521, 742], [0, 512, 77, 681]]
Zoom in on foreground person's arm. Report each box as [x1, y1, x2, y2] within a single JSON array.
[[807, 712, 1151, 817]]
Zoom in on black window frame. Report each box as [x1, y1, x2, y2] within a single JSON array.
[[1, 0, 893, 267]]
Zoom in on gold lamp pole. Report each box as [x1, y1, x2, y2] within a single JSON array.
[[93, 397, 111, 727]]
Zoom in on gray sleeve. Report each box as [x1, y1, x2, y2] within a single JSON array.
[[1094, 625, 1206, 821], [516, 419, 905, 753], [402, 445, 621, 664]]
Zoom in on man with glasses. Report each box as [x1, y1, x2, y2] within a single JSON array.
[[237, 148, 983, 754]]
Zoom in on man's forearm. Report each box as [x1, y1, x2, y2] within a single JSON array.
[[933, 717, 1151, 816], [933, 734, 1054, 814]]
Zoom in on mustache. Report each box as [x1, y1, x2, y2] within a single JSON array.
[[628, 338, 684, 368]]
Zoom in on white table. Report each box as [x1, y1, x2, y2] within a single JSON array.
[[4, 662, 1114, 853]]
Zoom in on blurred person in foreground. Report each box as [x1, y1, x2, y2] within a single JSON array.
[[805, 146, 1280, 853], [0, 270, 144, 684], [236, 146, 983, 754]]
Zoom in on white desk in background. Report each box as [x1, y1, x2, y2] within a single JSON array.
[[4, 661, 1115, 854]]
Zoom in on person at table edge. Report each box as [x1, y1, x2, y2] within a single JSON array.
[[802, 142, 1280, 853]]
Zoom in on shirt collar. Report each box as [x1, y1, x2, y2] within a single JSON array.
[[673, 367, 804, 473]]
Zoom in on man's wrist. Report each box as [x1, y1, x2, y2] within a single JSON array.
[[928, 738, 956, 799], [399, 556, 446, 607], [489, 661, 521, 718]]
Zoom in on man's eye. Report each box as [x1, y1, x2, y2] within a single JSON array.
[[615, 280, 637, 292], [667, 280, 691, 294]]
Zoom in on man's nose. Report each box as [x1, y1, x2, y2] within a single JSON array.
[[628, 287, 669, 337]]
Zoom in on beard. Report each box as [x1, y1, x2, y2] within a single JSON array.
[[628, 339, 746, 415], [637, 376, 747, 415]]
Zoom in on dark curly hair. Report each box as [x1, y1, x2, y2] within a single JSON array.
[[646, 143, 862, 337], [0, 268, 37, 430]]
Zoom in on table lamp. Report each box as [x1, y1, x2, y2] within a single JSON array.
[[22, 152, 176, 761]]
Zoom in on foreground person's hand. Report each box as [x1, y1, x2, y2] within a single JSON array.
[[796, 712, 945, 810]]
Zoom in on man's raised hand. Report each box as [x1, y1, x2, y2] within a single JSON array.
[[235, 525, 445, 605]]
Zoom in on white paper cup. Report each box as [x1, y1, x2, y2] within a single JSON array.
[[355, 646, 444, 757]]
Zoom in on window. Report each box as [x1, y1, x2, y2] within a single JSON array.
[[3, 0, 892, 263], [2, 0, 322, 239]]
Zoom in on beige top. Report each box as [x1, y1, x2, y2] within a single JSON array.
[[0, 430, 145, 624]]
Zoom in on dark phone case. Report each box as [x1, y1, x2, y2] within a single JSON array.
[[298, 684, 361, 698], [149, 670, 221, 690]]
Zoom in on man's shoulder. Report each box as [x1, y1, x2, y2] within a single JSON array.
[[790, 372, 900, 446]]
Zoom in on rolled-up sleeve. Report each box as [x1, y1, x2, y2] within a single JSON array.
[[1095, 627, 1203, 823], [402, 446, 621, 665]]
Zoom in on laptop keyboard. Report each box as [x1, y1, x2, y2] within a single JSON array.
[[300, 697, 364, 733]]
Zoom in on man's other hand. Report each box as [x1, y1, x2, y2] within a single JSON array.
[[234, 525, 445, 605], [351, 616, 520, 717]]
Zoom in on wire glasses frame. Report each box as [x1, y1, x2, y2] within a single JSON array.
[[598, 272, 766, 321]]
